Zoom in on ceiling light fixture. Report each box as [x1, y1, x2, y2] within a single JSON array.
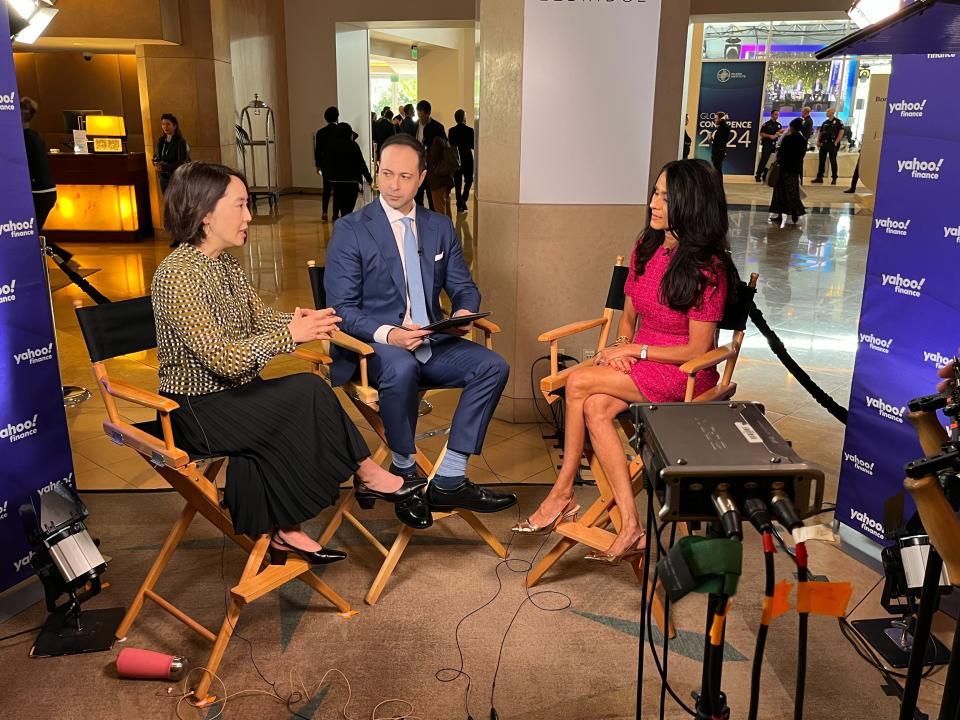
[[848, 0, 903, 29]]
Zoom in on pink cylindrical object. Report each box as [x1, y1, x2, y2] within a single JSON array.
[[116, 647, 186, 680]]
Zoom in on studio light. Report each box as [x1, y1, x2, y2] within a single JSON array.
[[7, 0, 59, 44], [15, 6, 57, 43], [848, 0, 902, 29]]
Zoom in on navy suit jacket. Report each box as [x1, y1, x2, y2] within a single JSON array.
[[324, 199, 481, 386]]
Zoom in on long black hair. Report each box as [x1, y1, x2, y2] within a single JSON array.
[[633, 159, 738, 312]]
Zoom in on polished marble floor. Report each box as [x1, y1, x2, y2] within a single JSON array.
[[52, 180, 870, 501]]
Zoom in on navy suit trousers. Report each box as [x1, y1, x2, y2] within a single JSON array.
[[366, 335, 509, 456]]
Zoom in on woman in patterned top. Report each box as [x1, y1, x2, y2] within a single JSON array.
[[152, 162, 423, 565], [513, 160, 738, 563]]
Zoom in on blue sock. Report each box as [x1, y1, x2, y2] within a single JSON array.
[[434, 449, 469, 488], [392, 451, 415, 469]]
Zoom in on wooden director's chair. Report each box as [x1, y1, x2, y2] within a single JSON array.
[[74, 297, 351, 705], [307, 261, 508, 605], [527, 256, 759, 625]]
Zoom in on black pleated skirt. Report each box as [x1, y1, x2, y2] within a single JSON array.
[[769, 173, 806, 218], [163, 374, 369, 536]]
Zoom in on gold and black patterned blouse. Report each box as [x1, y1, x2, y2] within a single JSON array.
[[152, 244, 294, 395]]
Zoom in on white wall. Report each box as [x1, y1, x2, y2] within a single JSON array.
[[336, 26, 372, 171]]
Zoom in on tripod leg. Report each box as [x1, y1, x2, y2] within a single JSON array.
[[899, 550, 945, 720], [938, 614, 960, 720]]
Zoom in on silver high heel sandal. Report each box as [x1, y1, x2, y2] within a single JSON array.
[[511, 499, 580, 535]]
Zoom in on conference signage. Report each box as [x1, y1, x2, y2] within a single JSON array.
[[0, 10, 76, 593], [836, 53, 960, 544], [695, 61, 765, 175], [519, 0, 662, 204]]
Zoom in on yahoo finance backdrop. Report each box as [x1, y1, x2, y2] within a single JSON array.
[[695, 61, 766, 175], [0, 10, 75, 593], [837, 52, 960, 544]]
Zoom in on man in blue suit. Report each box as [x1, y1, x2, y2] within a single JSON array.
[[325, 133, 516, 523]]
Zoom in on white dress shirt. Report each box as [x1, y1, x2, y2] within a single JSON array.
[[373, 194, 419, 345]]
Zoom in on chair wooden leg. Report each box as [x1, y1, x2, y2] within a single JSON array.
[[317, 490, 356, 547], [192, 535, 270, 702], [458, 510, 508, 558], [526, 536, 579, 588], [296, 569, 352, 614], [365, 524, 415, 605], [116, 503, 197, 640]]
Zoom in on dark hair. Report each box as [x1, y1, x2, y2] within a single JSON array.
[[164, 161, 247, 247], [324, 106, 339, 123], [160, 113, 182, 138], [380, 133, 426, 172], [416, 99, 432, 114], [403, 103, 414, 116], [382, 108, 394, 119], [454, 109, 465, 124], [789, 117, 804, 132], [20, 96, 38, 121], [338, 122, 357, 140], [633, 159, 738, 313]]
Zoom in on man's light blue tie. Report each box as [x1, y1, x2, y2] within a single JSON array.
[[399, 217, 432, 363]]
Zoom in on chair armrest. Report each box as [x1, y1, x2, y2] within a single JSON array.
[[329, 330, 374, 356], [538, 317, 607, 343], [102, 419, 189, 468], [540, 359, 595, 400], [100, 377, 179, 412], [474, 317, 501, 334], [290, 347, 332, 366], [679, 345, 737, 375]]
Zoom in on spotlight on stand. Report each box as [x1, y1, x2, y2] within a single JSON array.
[[848, 0, 902, 29], [19, 480, 125, 657]]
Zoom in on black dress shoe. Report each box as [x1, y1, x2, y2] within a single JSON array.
[[394, 493, 433, 530], [269, 534, 347, 565], [810, 177, 824, 184], [426, 478, 518, 513], [389, 462, 429, 489], [354, 478, 424, 509]]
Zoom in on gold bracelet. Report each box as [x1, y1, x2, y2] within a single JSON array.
[[614, 336, 629, 346]]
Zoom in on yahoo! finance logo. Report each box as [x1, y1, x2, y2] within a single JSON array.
[[844, 452, 875, 477], [944, 225, 960, 243], [881, 272, 925, 298], [859, 332, 893, 354], [866, 395, 905, 423], [850, 508, 884, 540], [0, 279, 16, 304], [888, 99, 927, 118], [927, 54, 957, 59], [0, 91, 15, 112], [0, 500, 7, 520], [897, 157, 944, 180], [874, 217, 911, 237], [0, 414, 39, 443], [923, 350, 952, 369], [13, 342, 53, 366], [0, 217, 34, 238], [13, 551, 34, 574]]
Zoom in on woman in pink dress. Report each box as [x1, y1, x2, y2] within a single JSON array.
[[513, 159, 737, 563]]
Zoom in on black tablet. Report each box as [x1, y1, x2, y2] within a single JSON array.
[[421, 312, 490, 332]]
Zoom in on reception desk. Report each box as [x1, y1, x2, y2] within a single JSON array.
[[43, 152, 153, 242]]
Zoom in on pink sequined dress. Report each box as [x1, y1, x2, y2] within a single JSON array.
[[623, 247, 728, 402]]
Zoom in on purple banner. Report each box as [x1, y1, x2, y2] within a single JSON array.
[[0, 11, 75, 592], [837, 53, 960, 542]]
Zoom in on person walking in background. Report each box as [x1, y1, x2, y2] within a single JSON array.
[[844, 157, 861, 194], [710, 112, 733, 176], [682, 113, 691, 159], [448, 109, 474, 214], [21, 96, 75, 268], [769, 118, 808, 227], [373, 107, 397, 160], [755, 109, 782, 182], [327, 123, 372, 221], [800, 106, 814, 145], [415, 100, 445, 208], [811, 108, 844, 185], [399, 104, 417, 136], [314, 106, 339, 222], [153, 113, 190, 194]]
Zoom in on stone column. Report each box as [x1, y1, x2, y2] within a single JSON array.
[[135, 0, 236, 230], [477, 0, 691, 423]]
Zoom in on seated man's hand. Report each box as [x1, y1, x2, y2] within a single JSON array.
[[388, 324, 432, 351], [446, 308, 476, 337], [289, 306, 341, 343]]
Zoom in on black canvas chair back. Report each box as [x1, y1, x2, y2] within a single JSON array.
[[308, 264, 326, 309], [719, 280, 757, 333], [605, 263, 629, 311], [75, 296, 156, 362]]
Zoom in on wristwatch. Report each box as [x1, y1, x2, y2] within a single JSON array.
[[640, 344, 649, 360]]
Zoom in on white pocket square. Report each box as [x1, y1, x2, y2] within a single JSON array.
[[434, 252, 444, 261]]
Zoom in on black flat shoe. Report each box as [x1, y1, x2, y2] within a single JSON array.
[[354, 477, 424, 509], [269, 534, 346, 565], [395, 493, 433, 530], [389, 462, 430, 489], [426, 478, 517, 513]]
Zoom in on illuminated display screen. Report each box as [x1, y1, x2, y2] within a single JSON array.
[[43, 184, 140, 232]]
